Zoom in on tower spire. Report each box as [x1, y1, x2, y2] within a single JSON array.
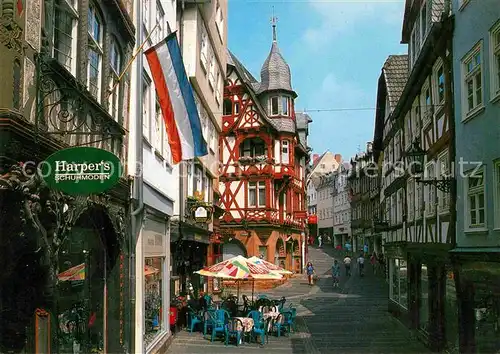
[[271, 6, 278, 42]]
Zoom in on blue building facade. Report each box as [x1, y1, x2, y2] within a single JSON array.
[[451, 0, 500, 352]]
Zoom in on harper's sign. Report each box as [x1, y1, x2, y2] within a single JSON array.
[[40, 147, 122, 195]]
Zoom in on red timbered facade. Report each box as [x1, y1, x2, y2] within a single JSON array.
[[218, 27, 311, 274]]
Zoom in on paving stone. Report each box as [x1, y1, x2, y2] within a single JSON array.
[[166, 246, 431, 354]]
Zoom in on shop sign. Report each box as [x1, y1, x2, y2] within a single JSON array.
[[194, 206, 209, 223], [40, 147, 122, 195], [308, 215, 318, 224]]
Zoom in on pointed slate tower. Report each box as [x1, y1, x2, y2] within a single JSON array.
[[253, 9, 297, 133]]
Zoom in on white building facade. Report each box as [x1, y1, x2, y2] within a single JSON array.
[[128, 1, 178, 352], [333, 164, 351, 248]]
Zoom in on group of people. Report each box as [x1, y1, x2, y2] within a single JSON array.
[[306, 252, 385, 287]]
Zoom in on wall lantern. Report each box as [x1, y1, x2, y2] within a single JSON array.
[[405, 138, 453, 193]]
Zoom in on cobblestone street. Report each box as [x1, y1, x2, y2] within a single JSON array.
[[166, 246, 431, 354]]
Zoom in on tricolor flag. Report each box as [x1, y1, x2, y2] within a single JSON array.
[[144, 32, 207, 164]]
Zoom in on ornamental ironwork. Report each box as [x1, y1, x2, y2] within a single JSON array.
[[34, 54, 125, 141]]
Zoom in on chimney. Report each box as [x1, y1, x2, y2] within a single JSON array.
[[313, 154, 320, 164], [366, 142, 373, 153], [334, 154, 342, 163]]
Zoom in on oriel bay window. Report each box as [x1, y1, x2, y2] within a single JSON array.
[[240, 138, 266, 158], [248, 181, 266, 207], [269, 96, 290, 116]]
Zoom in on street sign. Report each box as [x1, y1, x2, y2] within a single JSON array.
[[40, 147, 122, 195]]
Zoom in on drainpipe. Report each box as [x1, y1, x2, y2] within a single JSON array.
[[130, 1, 144, 352]]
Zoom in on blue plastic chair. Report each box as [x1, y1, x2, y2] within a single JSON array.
[[204, 294, 213, 308], [247, 310, 262, 324], [253, 317, 272, 345], [203, 309, 216, 335], [225, 317, 244, 346], [210, 309, 230, 342], [188, 308, 203, 333], [273, 310, 293, 336]]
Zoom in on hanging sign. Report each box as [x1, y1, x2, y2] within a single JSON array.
[[194, 206, 209, 223], [40, 147, 122, 195]]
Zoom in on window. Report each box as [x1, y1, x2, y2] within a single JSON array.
[[466, 167, 485, 229], [397, 189, 404, 224], [209, 125, 215, 152], [494, 161, 500, 228], [200, 25, 208, 70], [142, 73, 151, 139], [194, 166, 202, 193], [215, 0, 224, 40], [270, 96, 279, 116], [462, 43, 483, 117], [144, 257, 164, 346], [433, 60, 445, 105], [438, 151, 450, 212], [155, 99, 162, 149], [390, 258, 408, 308], [234, 102, 240, 114], [143, 0, 149, 27], [249, 181, 266, 207], [208, 47, 215, 89], [420, 2, 427, 39], [108, 39, 122, 121], [223, 99, 232, 115], [404, 113, 412, 149], [53, 0, 78, 73], [282, 97, 289, 116], [87, 4, 102, 100], [156, 1, 165, 42], [240, 138, 266, 158], [490, 21, 500, 99], [425, 162, 436, 216], [216, 70, 221, 104], [407, 179, 415, 221], [281, 140, 289, 164]]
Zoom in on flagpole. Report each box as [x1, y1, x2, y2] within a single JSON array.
[[107, 23, 160, 99]]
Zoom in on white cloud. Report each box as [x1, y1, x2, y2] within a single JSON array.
[[302, 0, 405, 50]]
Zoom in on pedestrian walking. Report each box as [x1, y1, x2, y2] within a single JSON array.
[[357, 253, 365, 277], [370, 252, 378, 275], [363, 243, 369, 255], [343, 254, 352, 276], [332, 259, 341, 288], [318, 234, 323, 248], [306, 262, 315, 285]]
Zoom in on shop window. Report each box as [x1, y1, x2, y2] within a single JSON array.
[[390, 258, 408, 308], [420, 264, 430, 332], [144, 257, 164, 347]]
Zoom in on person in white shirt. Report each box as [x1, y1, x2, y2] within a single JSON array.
[[343, 255, 352, 276], [318, 235, 323, 248], [357, 254, 365, 276]]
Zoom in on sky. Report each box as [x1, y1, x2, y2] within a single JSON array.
[[227, 0, 407, 162]]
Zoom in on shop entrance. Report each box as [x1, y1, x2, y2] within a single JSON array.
[[56, 208, 119, 354]]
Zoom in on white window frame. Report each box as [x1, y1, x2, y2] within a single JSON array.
[[215, 69, 221, 104], [404, 113, 412, 150], [424, 161, 436, 216], [281, 140, 290, 164], [53, 0, 78, 75], [281, 96, 289, 116], [421, 80, 433, 128], [420, 0, 428, 41], [489, 21, 500, 101], [248, 181, 266, 208], [208, 46, 215, 89], [270, 96, 279, 116], [142, 72, 152, 140], [461, 42, 484, 120], [493, 160, 500, 229], [155, 0, 165, 43], [200, 23, 208, 71], [87, 3, 103, 101], [437, 150, 450, 213], [108, 38, 122, 121], [407, 179, 415, 222], [432, 58, 445, 107], [465, 166, 486, 231], [215, 0, 224, 41]]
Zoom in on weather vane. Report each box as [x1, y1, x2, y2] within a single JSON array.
[[271, 6, 278, 42]]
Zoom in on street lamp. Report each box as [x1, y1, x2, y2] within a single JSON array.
[[405, 138, 453, 193]]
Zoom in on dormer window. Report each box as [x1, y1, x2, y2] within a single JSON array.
[[269, 95, 290, 116]]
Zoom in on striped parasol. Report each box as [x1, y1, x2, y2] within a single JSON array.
[[247, 256, 293, 274], [195, 255, 282, 279], [58, 263, 85, 281]]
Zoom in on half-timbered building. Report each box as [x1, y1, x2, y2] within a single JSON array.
[[218, 22, 311, 274], [373, 0, 457, 351]]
